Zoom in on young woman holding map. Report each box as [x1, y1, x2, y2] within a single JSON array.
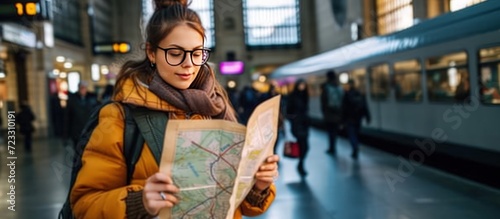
[[69, 0, 279, 218]]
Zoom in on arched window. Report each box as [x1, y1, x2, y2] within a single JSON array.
[[242, 0, 301, 49], [449, 0, 485, 12], [189, 1, 215, 49], [428, 0, 486, 18], [142, 0, 215, 48], [376, 0, 414, 35]]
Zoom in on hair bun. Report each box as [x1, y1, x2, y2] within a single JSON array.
[[153, 0, 188, 10]]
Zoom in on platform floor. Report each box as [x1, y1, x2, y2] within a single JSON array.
[[1, 124, 500, 219]]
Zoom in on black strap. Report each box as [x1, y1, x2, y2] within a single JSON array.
[[122, 104, 146, 184], [130, 106, 169, 165]]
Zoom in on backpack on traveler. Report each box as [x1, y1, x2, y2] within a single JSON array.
[[325, 84, 343, 109], [321, 83, 344, 123], [58, 101, 168, 219], [349, 91, 366, 115]]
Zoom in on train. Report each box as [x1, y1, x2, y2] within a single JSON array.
[[270, 1, 500, 188]]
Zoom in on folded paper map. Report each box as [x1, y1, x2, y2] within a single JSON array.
[[158, 95, 281, 219]]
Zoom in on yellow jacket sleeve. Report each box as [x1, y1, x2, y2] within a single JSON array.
[[238, 184, 276, 217], [70, 104, 142, 219]]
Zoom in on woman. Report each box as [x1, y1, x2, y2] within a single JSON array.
[[70, 0, 279, 218], [286, 79, 310, 176]]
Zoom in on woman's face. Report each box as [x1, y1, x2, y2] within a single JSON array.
[[148, 24, 204, 90], [298, 82, 306, 91]]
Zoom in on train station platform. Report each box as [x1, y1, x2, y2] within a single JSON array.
[[1, 123, 500, 219]]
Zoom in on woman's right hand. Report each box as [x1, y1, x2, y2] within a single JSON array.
[[142, 172, 180, 216]]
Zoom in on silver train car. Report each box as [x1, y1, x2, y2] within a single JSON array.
[[271, 1, 500, 187]]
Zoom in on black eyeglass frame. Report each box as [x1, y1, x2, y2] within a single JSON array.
[[155, 46, 211, 66]]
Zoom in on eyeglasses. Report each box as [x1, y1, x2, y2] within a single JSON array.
[[156, 46, 210, 66]]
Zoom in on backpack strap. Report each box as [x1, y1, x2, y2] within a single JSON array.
[[120, 103, 146, 185], [129, 106, 169, 165]]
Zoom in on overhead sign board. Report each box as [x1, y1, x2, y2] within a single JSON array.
[[0, 23, 36, 48], [93, 42, 131, 54], [0, 0, 51, 21]]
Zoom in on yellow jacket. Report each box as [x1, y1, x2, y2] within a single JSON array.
[[70, 79, 276, 218]]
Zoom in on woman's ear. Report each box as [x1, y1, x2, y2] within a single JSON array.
[[146, 42, 155, 63]]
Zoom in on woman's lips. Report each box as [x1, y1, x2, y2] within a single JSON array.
[[176, 73, 192, 80]]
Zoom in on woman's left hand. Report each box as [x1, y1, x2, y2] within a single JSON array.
[[253, 154, 280, 191]]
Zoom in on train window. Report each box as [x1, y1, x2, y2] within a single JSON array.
[[369, 64, 390, 100], [346, 68, 367, 95], [307, 74, 323, 97], [479, 46, 500, 104], [426, 52, 469, 102], [394, 59, 422, 102]]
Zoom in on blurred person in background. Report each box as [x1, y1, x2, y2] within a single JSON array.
[[341, 80, 371, 159], [100, 84, 115, 103], [321, 70, 343, 155], [286, 79, 310, 176], [64, 80, 99, 148], [18, 101, 36, 152], [238, 85, 259, 125], [225, 85, 239, 111]]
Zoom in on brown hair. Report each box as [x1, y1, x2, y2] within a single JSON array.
[[153, 0, 189, 10], [113, 0, 235, 118]]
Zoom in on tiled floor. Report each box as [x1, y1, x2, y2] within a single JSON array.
[[0, 137, 70, 219], [1, 124, 499, 219]]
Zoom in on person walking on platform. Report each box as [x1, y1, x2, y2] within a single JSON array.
[[238, 85, 259, 125], [17, 101, 35, 152], [287, 79, 310, 176], [100, 84, 115, 103], [68, 1, 279, 218], [321, 70, 343, 155], [64, 80, 99, 148], [341, 80, 371, 159]]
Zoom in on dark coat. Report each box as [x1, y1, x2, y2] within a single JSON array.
[[286, 81, 310, 138], [238, 86, 259, 124], [341, 89, 371, 127], [17, 105, 35, 135], [65, 92, 99, 139]]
